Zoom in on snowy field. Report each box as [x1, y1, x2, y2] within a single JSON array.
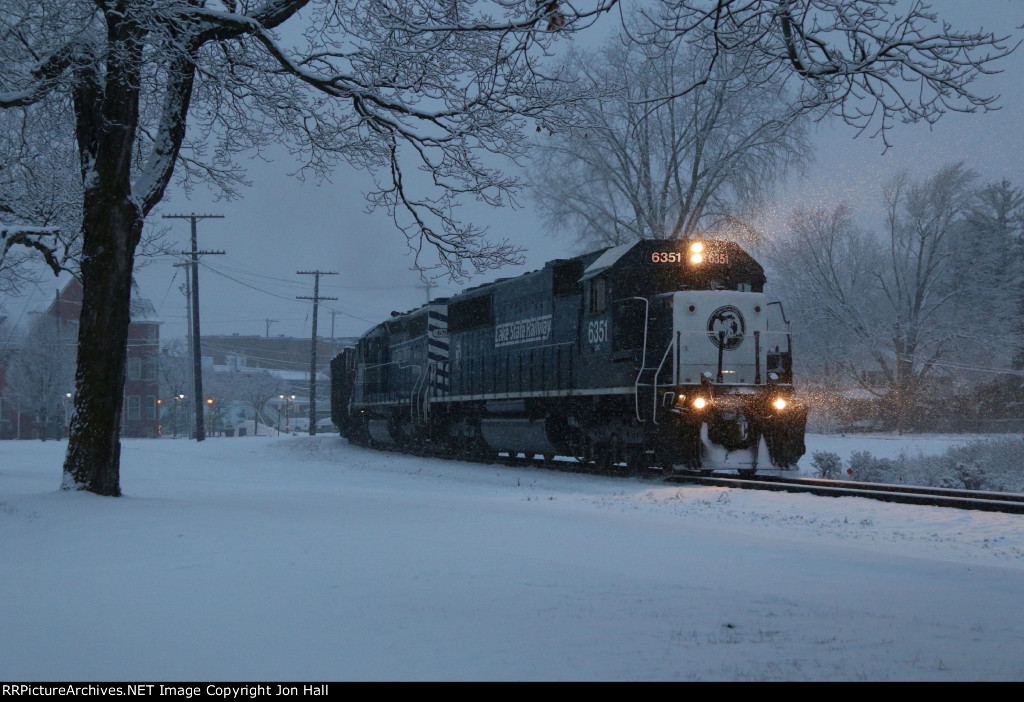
[[1, 432, 1023, 681]]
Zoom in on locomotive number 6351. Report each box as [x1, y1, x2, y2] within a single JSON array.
[[587, 319, 608, 344]]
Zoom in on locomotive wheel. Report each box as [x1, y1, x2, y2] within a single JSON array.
[[625, 449, 647, 475], [572, 440, 592, 466], [596, 436, 626, 473], [595, 444, 614, 472]]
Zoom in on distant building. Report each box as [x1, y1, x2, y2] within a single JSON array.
[[0, 279, 161, 439], [198, 334, 355, 432], [200, 334, 355, 376]]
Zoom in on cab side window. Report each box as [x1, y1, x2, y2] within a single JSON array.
[[587, 277, 606, 315]]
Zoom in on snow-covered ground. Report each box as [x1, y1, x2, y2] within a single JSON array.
[[2, 432, 1023, 681]]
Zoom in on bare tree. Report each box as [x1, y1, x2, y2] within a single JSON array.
[[3, 314, 76, 440], [877, 165, 984, 429], [765, 202, 887, 383], [531, 26, 810, 247], [159, 339, 193, 437], [767, 165, 1020, 432], [202, 369, 283, 435], [234, 371, 284, 436], [0, 1, 1011, 495]]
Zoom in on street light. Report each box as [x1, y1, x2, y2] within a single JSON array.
[[278, 394, 295, 435], [172, 393, 186, 438], [61, 393, 73, 439]]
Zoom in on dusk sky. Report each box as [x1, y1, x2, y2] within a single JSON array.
[[4, 0, 1023, 345]]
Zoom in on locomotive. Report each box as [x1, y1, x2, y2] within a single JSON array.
[[330, 238, 806, 474]]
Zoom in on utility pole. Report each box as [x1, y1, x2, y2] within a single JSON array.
[[265, 319, 279, 338], [421, 281, 436, 305], [164, 213, 225, 441], [297, 270, 337, 436], [173, 262, 193, 434]]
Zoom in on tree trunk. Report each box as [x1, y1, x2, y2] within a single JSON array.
[[891, 349, 918, 436], [61, 201, 142, 496], [60, 9, 148, 496]]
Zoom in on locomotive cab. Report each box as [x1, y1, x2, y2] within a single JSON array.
[[588, 239, 806, 472]]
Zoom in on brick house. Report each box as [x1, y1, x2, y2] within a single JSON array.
[[0, 279, 161, 439]]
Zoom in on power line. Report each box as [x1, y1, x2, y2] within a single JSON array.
[[194, 259, 378, 324]]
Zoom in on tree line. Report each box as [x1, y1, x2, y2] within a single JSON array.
[[765, 167, 1024, 433]]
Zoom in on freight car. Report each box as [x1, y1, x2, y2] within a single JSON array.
[[331, 238, 806, 474]]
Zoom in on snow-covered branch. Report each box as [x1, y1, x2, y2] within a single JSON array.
[[638, 0, 1016, 147], [0, 224, 62, 275]]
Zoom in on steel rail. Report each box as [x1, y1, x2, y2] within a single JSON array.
[[664, 473, 1024, 514]]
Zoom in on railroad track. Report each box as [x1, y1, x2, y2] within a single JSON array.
[[493, 453, 1024, 514], [355, 443, 1024, 514], [663, 472, 1024, 514]]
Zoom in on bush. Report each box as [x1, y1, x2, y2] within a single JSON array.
[[810, 451, 843, 479], [952, 461, 986, 490], [837, 438, 1024, 492], [932, 438, 1023, 492], [845, 450, 900, 484]]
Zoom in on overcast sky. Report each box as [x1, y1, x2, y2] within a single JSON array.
[[4, 0, 1023, 345]]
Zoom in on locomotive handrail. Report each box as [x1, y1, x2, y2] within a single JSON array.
[[649, 336, 676, 425], [613, 296, 650, 423], [767, 300, 790, 328], [410, 362, 427, 422], [754, 330, 761, 385]]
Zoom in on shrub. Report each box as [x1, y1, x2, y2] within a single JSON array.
[[849, 438, 1024, 492], [846, 450, 900, 484], [810, 451, 843, 479]]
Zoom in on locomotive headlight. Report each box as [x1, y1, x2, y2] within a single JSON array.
[[690, 241, 704, 264], [692, 397, 707, 410], [772, 397, 788, 411]]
